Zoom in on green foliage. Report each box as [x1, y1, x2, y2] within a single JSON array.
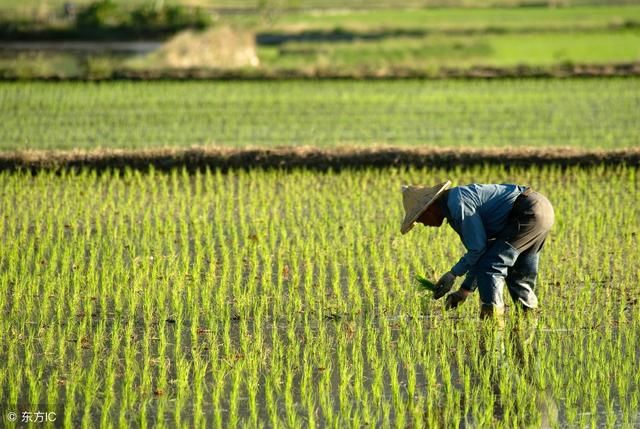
[[73, 0, 211, 35], [0, 0, 639, 12], [258, 29, 640, 72], [130, 4, 211, 32], [415, 274, 437, 292], [1, 4, 638, 78], [76, 0, 126, 29]]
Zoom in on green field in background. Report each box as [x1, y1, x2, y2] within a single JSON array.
[[257, 29, 640, 71], [272, 5, 640, 31], [1, 79, 638, 151], [1, 5, 639, 79], [1, 165, 638, 427], [4, 3, 640, 31], [2, 28, 637, 79], [255, 5, 640, 72], [1, 0, 638, 12]]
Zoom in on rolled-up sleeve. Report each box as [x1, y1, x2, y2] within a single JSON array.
[[449, 200, 487, 277]]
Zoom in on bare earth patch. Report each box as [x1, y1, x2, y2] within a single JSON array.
[[129, 26, 260, 70], [2, 61, 639, 81], [2, 146, 639, 172]]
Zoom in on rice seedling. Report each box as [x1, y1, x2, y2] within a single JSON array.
[[415, 274, 437, 293], [0, 165, 638, 427], [0, 78, 638, 150]]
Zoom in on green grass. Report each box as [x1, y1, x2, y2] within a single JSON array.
[[2, 5, 640, 79], [0, 0, 638, 13], [256, 6, 640, 72], [2, 29, 637, 79], [272, 5, 640, 31], [1, 165, 639, 427], [3, 2, 640, 29], [484, 29, 640, 65], [258, 29, 640, 70], [1, 79, 638, 151]]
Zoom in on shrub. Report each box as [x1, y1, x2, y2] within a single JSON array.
[[75, 0, 127, 29], [131, 4, 211, 33], [76, 1, 212, 35]]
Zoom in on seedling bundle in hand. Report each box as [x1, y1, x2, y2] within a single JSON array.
[[415, 274, 437, 294]]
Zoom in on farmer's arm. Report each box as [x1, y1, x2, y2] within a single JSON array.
[[460, 271, 477, 292], [448, 199, 487, 278]]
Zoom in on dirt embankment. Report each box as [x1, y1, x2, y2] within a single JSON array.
[[2, 147, 639, 173], [3, 62, 640, 81]]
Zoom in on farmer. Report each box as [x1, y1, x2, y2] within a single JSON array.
[[400, 181, 554, 318]]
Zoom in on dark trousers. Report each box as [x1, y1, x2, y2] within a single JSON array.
[[473, 190, 555, 309], [506, 189, 555, 254]]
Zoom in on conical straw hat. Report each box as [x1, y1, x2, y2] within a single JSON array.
[[400, 180, 451, 234]]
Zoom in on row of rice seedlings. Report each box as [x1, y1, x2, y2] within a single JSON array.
[[1, 165, 638, 427], [2, 79, 639, 150]]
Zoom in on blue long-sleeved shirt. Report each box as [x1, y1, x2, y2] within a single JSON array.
[[440, 184, 527, 278]]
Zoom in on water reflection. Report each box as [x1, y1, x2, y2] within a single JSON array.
[[473, 311, 559, 428]]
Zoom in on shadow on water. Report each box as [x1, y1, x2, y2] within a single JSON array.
[[256, 28, 427, 45], [254, 20, 640, 46]]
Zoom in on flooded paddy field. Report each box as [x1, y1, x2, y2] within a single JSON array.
[[1, 165, 638, 427]]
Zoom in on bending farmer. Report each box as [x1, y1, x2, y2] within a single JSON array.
[[401, 181, 554, 318]]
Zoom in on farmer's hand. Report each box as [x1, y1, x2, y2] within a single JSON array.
[[445, 289, 470, 310], [433, 271, 456, 300]]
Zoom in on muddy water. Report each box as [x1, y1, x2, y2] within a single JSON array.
[[11, 306, 638, 427]]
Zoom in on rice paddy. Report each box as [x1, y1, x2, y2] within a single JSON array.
[[1, 165, 639, 428], [2, 1, 639, 426], [1, 78, 639, 151]]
